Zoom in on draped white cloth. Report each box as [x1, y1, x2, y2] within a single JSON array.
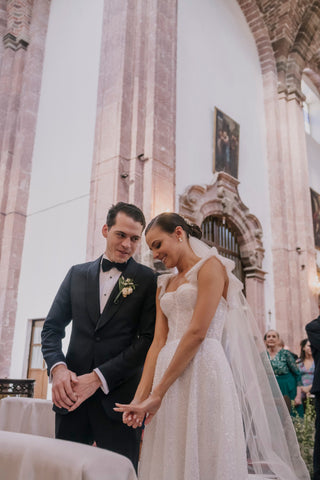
[[0, 430, 137, 480], [0, 397, 55, 437]]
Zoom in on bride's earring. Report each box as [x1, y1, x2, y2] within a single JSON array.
[[178, 238, 182, 243]]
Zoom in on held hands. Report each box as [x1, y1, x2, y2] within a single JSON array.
[[51, 364, 78, 410], [68, 372, 102, 412], [52, 365, 101, 411], [114, 392, 162, 428]]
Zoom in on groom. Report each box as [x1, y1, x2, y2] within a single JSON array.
[[41, 202, 157, 470]]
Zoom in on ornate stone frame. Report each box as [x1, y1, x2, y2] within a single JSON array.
[[179, 172, 266, 332]]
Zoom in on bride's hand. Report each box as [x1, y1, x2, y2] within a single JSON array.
[[114, 393, 162, 428]]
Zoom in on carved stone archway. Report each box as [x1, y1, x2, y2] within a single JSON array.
[[179, 172, 266, 333]]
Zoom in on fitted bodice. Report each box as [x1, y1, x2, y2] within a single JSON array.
[[158, 259, 228, 344]]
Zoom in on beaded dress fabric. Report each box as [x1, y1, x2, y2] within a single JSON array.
[[138, 256, 248, 480]]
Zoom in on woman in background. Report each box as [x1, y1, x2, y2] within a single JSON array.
[[265, 329, 303, 416], [297, 338, 315, 410]]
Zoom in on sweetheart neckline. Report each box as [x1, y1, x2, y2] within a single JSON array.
[[163, 281, 192, 296], [162, 282, 227, 304]]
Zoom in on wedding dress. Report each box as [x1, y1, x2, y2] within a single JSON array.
[[138, 239, 310, 480]]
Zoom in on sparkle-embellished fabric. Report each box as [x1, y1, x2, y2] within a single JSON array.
[[138, 257, 248, 480]]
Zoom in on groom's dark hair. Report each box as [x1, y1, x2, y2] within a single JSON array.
[[106, 202, 146, 230]]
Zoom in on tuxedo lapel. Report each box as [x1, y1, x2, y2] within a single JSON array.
[[86, 257, 101, 326], [95, 257, 138, 332]]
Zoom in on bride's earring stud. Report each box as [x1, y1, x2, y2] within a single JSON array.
[[178, 238, 182, 242]]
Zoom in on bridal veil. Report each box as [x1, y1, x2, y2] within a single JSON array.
[[189, 236, 310, 480]]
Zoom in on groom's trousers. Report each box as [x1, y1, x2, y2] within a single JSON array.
[[55, 390, 142, 472]]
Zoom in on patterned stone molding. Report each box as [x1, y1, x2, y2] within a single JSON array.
[[179, 172, 266, 332], [3, 0, 33, 50], [237, 0, 320, 98]]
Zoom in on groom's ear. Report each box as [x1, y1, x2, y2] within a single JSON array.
[[102, 224, 108, 238]]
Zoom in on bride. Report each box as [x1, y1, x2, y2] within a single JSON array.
[[115, 212, 310, 480]]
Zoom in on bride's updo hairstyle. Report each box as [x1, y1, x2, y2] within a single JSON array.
[[145, 212, 202, 240]]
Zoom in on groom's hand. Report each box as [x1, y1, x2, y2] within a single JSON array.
[[52, 364, 78, 410], [68, 372, 102, 412]]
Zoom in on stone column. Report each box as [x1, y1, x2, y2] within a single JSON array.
[[244, 267, 266, 333], [266, 84, 318, 351], [0, 0, 50, 376], [87, 0, 177, 259]]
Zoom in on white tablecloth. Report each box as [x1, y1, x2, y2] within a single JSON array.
[[0, 396, 55, 437], [0, 430, 137, 480]]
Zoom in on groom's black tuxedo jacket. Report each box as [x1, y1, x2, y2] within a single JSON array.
[[41, 256, 157, 419], [306, 315, 320, 395]]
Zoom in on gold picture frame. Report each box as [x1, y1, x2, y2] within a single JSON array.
[[213, 107, 240, 178]]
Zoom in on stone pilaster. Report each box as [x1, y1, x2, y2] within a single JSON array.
[[87, 0, 177, 259], [237, 0, 319, 351], [0, 0, 50, 376], [264, 80, 318, 351]]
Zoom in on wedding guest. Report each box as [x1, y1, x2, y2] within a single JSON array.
[[297, 338, 315, 410], [279, 337, 298, 360], [41, 202, 157, 471], [265, 330, 303, 416]]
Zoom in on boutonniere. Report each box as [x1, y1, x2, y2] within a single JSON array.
[[114, 276, 138, 304]]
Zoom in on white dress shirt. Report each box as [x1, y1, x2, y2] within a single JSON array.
[[50, 255, 123, 396], [94, 255, 122, 393]]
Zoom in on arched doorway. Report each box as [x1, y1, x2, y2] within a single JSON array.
[[179, 172, 266, 333]]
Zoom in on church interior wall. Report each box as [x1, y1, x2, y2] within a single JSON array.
[[10, 0, 104, 376], [307, 133, 320, 192], [304, 77, 320, 275], [6, 0, 319, 376], [175, 0, 275, 326], [303, 76, 320, 192]]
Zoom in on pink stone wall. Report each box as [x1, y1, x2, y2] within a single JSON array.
[[237, 0, 319, 352], [87, 0, 177, 260], [0, 0, 50, 376], [1, 0, 319, 375]]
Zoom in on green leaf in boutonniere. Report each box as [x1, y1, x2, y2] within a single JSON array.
[[114, 276, 138, 304]]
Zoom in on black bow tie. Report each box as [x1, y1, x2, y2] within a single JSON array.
[[102, 258, 127, 272]]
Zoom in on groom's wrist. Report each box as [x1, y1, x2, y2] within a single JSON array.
[[92, 370, 102, 386], [93, 368, 109, 394]]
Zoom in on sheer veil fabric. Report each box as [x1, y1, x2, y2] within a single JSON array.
[[188, 236, 310, 480]]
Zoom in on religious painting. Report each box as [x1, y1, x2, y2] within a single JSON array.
[[213, 107, 240, 178], [311, 188, 320, 249]]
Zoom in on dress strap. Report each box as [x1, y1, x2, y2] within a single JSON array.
[[184, 257, 211, 284], [157, 273, 173, 299]]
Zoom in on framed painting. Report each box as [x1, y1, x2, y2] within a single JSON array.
[[213, 107, 240, 178], [311, 188, 320, 249]]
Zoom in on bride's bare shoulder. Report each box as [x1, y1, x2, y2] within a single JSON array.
[[198, 256, 228, 283]]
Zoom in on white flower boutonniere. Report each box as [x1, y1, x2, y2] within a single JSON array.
[[114, 276, 138, 304]]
